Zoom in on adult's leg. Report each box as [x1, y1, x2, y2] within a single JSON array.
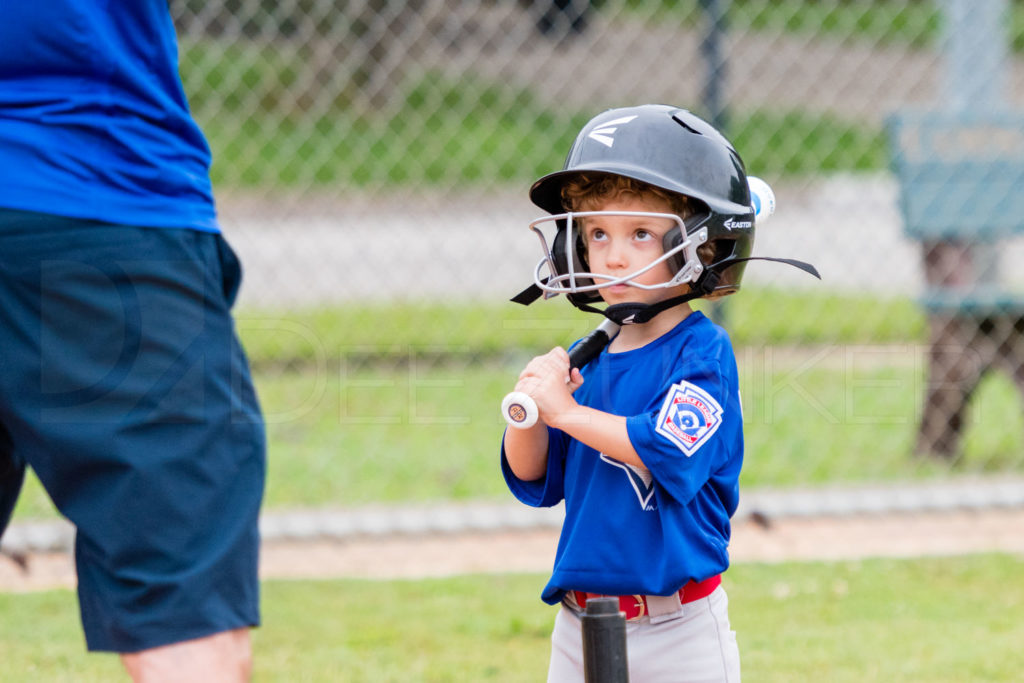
[[0, 435, 24, 537], [993, 315, 1024, 434], [915, 313, 989, 460], [915, 241, 988, 460], [0, 212, 265, 659], [121, 628, 252, 683]]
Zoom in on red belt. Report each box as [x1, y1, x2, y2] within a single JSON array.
[[571, 574, 721, 621]]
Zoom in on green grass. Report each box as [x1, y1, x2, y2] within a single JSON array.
[[0, 290, 1012, 521], [10, 337, 1023, 520], [2, 554, 1022, 681], [231, 291, 927, 367], [743, 356, 1024, 483], [732, 554, 1024, 682], [233, 301, 602, 368]]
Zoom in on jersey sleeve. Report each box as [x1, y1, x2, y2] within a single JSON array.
[[500, 426, 568, 508], [624, 356, 741, 506]]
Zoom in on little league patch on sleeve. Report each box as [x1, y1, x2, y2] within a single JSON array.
[[655, 381, 724, 456]]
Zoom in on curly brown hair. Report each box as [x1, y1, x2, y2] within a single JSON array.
[[560, 172, 716, 266], [559, 172, 692, 217]]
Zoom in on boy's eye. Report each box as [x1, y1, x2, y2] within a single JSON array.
[[635, 229, 654, 241], [589, 228, 607, 242]]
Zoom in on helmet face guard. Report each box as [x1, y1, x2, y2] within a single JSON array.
[[529, 210, 710, 305]]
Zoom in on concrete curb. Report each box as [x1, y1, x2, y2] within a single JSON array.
[[4, 477, 1023, 554]]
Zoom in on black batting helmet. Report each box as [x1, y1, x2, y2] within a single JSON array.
[[529, 104, 756, 304]]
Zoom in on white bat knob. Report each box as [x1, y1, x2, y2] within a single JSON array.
[[502, 391, 539, 429], [747, 176, 776, 223]]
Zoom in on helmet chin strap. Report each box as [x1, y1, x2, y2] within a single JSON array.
[[562, 256, 821, 325], [573, 280, 713, 325]]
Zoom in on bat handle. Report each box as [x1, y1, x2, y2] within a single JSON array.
[[501, 319, 619, 430]]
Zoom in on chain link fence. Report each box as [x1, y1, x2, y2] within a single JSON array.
[[107, 1, 1024, 518]]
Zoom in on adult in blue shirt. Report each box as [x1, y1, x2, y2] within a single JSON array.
[[0, 3, 266, 680]]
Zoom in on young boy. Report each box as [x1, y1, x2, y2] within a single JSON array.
[[502, 105, 760, 682]]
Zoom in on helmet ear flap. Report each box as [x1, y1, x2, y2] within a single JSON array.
[[662, 212, 711, 275], [662, 224, 685, 273], [551, 218, 602, 304]]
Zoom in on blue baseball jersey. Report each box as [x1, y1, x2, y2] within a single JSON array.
[[0, 1, 218, 231], [502, 311, 743, 603]]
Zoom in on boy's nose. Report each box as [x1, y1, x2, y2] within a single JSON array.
[[604, 239, 629, 268]]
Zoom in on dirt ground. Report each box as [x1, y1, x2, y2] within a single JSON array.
[[3, 507, 1023, 593]]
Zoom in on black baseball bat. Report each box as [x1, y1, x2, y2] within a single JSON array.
[[501, 318, 620, 429]]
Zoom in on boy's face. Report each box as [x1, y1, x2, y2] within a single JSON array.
[[579, 193, 690, 306]]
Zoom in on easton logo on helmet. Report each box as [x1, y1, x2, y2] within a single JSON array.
[[723, 217, 753, 230], [586, 115, 638, 148]]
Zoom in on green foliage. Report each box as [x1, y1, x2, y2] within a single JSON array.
[[176, 0, 1024, 190], [731, 110, 890, 175], [1016, 0, 1024, 52], [730, 0, 943, 49], [627, 0, 1022, 53], [202, 95, 888, 188], [192, 67, 590, 189], [180, 45, 892, 189]]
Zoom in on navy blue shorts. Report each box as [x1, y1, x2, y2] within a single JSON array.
[[0, 209, 266, 653]]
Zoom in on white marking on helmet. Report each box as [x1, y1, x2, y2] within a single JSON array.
[[587, 115, 639, 148]]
